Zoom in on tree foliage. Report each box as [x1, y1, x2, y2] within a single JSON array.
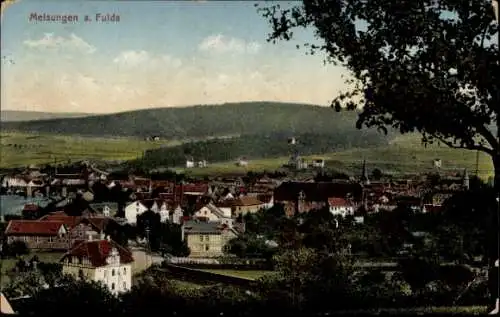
[[259, 0, 499, 187]]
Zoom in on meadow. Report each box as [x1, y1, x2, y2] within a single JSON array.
[[180, 134, 494, 181], [0, 132, 175, 168], [0, 132, 494, 181]]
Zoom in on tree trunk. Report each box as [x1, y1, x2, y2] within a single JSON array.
[[488, 152, 500, 309]]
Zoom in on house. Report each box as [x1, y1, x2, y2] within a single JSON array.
[[69, 217, 115, 242], [4, 220, 70, 250], [236, 158, 248, 166], [60, 237, 134, 295], [22, 203, 40, 219], [197, 160, 208, 168], [257, 193, 274, 209], [170, 205, 184, 224], [328, 197, 355, 217], [182, 220, 238, 258], [274, 182, 363, 217], [221, 196, 266, 217], [395, 196, 423, 212], [311, 159, 325, 168], [89, 202, 119, 217], [193, 203, 232, 222], [186, 158, 195, 168], [124, 201, 149, 225], [1, 176, 28, 188]]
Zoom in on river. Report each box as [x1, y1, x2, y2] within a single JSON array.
[[0, 195, 51, 216]]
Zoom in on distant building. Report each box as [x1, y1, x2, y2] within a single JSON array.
[[197, 160, 207, 168], [311, 159, 325, 168], [236, 158, 248, 167], [185, 157, 195, 168]]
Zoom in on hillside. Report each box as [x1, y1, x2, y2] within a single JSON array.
[[1, 102, 377, 139], [1, 110, 94, 122], [173, 134, 494, 181], [138, 131, 388, 168]]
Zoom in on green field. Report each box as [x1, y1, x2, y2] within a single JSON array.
[[0, 132, 177, 168], [180, 134, 494, 180], [0, 132, 494, 181]]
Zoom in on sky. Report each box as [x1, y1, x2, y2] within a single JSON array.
[[0, 0, 351, 114]]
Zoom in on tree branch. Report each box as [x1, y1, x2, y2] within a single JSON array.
[[432, 134, 494, 156]]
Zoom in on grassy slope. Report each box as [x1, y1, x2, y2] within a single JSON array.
[[180, 134, 494, 180], [0, 132, 494, 180], [0, 132, 176, 168]]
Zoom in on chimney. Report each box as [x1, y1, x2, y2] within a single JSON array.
[[106, 235, 111, 241], [45, 185, 50, 197], [62, 186, 67, 198], [100, 232, 106, 240], [88, 233, 93, 241], [26, 185, 33, 198]]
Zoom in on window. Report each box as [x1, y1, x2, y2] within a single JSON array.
[[123, 282, 127, 289], [111, 283, 115, 290], [112, 269, 115, 276], [123, 268, 127, 274], [104, 270, 108, 277], [204, 235, 209, 241], [199, 235, 204, 242], [205, 245, 210, 251]]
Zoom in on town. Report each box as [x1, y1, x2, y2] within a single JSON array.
[[2, 0, 500, 315], [0, 159, 492, 315]]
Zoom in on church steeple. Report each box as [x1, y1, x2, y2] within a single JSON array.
[[462, 169, 469, 190], [361, 160, 370, 185]]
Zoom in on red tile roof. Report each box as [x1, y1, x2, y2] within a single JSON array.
[[328, 197, 350, 207], [231, 196, 264, 206], [23, 204, 39, 212], [176, 184, 208, 193], [62, 239, 134, 267], [39, 214, 82, 229], [134, 179, 151, 187], [5, 220, 65, 236]]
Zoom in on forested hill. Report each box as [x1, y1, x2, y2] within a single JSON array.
[[1, 110, 94, 122], [1, 102, 386, 140]]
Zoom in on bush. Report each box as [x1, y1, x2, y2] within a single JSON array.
[[4, 240, 30, 257]]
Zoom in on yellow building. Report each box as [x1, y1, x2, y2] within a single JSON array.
[[182, 220, 237, 258]]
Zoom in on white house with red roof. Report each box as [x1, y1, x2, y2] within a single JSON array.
[[328, 197, 355, 217], [4, 220, 70, 250], [60, 237, 134, 295]]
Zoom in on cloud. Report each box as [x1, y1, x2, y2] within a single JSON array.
[[198, 34, 261, 54], [113, 50, 182, 68], [23, 33, 96, 54]]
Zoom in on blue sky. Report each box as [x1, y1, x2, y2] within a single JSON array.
[[1, 0, 349, 113]]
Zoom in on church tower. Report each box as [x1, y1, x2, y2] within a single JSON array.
[[462, 169, 470, 191], [361, 159, 370, 185], [297, 190, 306, 214]]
